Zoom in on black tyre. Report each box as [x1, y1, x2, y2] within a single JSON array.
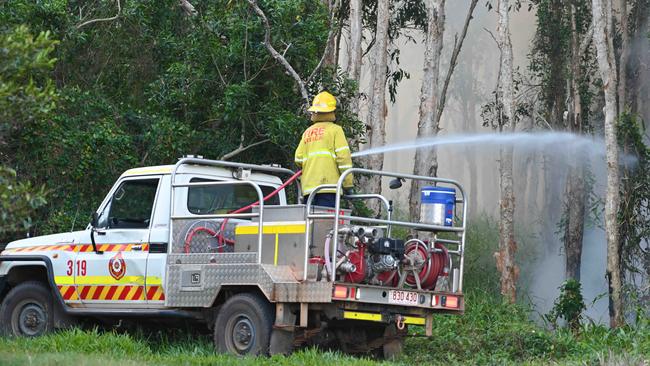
[[0, 281, 54, 337], [214, 293, 274, 356]]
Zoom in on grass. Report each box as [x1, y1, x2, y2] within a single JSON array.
[[0, 291, 647, 365]]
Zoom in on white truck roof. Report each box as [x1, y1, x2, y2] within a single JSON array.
[[120, 164, 286, 186]]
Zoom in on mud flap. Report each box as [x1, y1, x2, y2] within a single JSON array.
[[270, 329, 295, 355]]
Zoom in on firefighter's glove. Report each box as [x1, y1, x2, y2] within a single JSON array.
[[343, 188, 355, 196]]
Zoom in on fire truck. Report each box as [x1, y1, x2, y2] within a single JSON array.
[[0, 157, 467, 358]]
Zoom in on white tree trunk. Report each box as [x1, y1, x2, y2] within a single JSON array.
[[617, 0, 629, 112], [360, 0, 390, 212], [409, 0, 445, 220], [563, 4, 587, 281], [592, 0, 624, 328], [322, 0, 338, 67], [494, 0, 519, 304], [347, 0, 363, 115]]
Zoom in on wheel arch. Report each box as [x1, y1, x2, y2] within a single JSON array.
[[0, 256, 65, 309], [211, 285, 270, 308]]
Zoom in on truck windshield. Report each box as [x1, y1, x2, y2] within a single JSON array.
[[187, 178, 280, 215], [98, 178, 160, 229]]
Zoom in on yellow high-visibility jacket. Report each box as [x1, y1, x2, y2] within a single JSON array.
[[294, 122, 353, 195]]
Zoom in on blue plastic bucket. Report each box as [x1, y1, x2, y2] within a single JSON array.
[[420, 186, 456, 226]]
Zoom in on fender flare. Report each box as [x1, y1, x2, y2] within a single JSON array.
[[0, 255, 66, 307]]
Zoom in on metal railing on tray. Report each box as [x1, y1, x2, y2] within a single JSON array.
[[305, 168, 468, 292], [168, 157, 300, 264]]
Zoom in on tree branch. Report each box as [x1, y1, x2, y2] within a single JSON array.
[[246, 0, 309, 108], [76, 0, 121, 29], [306, 0, 342, 85], [436, 0, 479, 123], [579, 23, 594, 56], [220, 139, 271, 161]]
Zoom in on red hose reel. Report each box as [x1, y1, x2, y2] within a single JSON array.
[[341, 240, 449, 290], [402, 241, 449, 290]]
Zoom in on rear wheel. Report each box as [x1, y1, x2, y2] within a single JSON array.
[[0, 281, 54, 337], [214, 293, 274, 356]]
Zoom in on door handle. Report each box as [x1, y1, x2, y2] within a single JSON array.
[[132, 245, 143, 251], [96, 229, 106, 236]]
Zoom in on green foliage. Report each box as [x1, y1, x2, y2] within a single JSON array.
[[0, 25, 58, 148], [528, 0, 597, 130], [0, 1, 366, 239], [617, 112, 650, 311], [0, 166, 46, 242], [545, 279, 586, 333], [462, 215, 501, 294]]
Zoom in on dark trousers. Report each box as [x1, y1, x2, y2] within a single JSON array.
[[309, 193, 336, 208]]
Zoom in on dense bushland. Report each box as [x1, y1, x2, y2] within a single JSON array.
[[0, 1, 363, 243]]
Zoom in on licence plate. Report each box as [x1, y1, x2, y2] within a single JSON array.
[[388, 290, 419, 306]]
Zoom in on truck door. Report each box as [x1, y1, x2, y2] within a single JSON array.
[[76, 177, 160, 307]]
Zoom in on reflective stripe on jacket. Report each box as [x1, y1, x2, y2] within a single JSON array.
[[294, 122, 353, 194]]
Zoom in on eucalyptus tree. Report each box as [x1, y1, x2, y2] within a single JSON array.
[[495, 0, 519, 304], [591, 0, 623, 327], [409, 0, 478, 220], [360, 0, 390, 213]]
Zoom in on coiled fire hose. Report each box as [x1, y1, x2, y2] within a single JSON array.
[[183, 170, 302, 253]]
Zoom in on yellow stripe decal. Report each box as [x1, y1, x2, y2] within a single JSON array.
[[343, 311, 383, 322], [235, 223, 306, 235], [122, 166, 172, 176], [73, 276, 146, 285], [273, 233, 279, 266], [54, 276, 75, 285], [55, 275, 161, 287], [146, 276, 163, 285], [403, 316, 426, 325]]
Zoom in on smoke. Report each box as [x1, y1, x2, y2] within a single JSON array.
[[344, 1, 641, 325], [527, 227, 608, 324]]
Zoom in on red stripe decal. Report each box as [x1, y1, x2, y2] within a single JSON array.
[[92, 286, 104, 300], [119, 286, 131, 300], [64, 286, 76, 300], [106, 285, 118, 300], [159, 291, 165, 301], [80, 286, 91, 299], [147, 286, 157, 300], [133, 286, 143, 301]]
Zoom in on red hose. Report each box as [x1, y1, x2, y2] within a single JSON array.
[[216, 170, 302, 246], [184, 170, 302, 254]]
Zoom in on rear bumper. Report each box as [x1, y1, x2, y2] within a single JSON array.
[[331, 283, 464, 313]]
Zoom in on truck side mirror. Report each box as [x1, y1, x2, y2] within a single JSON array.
[[91, 212, 98, 228], [389, 178, 404, 190]]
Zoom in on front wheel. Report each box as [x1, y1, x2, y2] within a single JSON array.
[[0, 281, 54, 337], [214, 293, 274, 356]]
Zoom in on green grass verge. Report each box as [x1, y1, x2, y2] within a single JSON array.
[[1, 290, 648, 366]]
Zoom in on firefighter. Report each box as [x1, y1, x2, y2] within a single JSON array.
[[295, 91, 353, 207]]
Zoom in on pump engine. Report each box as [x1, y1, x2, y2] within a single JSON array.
[[330, 225, 449, 290]]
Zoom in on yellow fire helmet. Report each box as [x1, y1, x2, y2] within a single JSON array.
[[308, 91, 337, 113]]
